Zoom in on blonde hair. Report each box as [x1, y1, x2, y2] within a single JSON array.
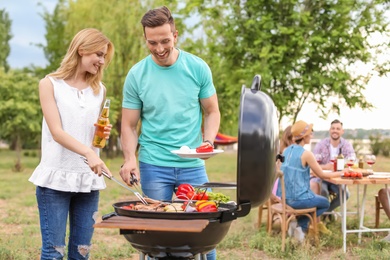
[[49, 28, 114, 94]]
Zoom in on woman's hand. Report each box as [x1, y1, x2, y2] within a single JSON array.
[[85, 150, 112, 177], [103, 123, 112, 140]]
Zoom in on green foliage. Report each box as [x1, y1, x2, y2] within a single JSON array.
[[0, 68, 41, 142], [382, 139, 390, 157], [180, 0, 390, 132], [0, 9, 11, 72], [36, 0, 68, 78], [372, 137, 390, 157], [4, 0, 390, 155], [0, 68, 41, 170], [369, 133, 383, 155]]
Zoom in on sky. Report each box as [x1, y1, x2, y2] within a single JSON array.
[[1, 0, 389, 131]]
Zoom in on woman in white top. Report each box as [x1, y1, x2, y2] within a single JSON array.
[[29, 28, 114, 260]]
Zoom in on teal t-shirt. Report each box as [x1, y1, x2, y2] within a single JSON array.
[[122, 49, 216, 167]]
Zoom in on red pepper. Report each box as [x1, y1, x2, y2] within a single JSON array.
[[176, 184, 195, 199], [121, 204, 135, 210], [186, 191, 205, 200], [186, 190, 196, 200], [196, 191, 209, 201], [196, 143, 214, 153]]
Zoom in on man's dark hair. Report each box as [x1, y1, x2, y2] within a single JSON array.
[[331, 119, 343, 126], [141, 6, 176, 34]]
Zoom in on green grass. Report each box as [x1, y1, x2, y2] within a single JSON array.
[[1, 149, 390, 259]]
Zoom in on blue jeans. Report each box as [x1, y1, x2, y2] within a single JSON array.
[[36, 186, 99, 260], [139, 162, 216, 260], [286, 194, 330, 232], [321, 180, 349, 212], [139, 162, 210, 200]]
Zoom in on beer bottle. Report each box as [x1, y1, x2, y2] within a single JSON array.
[[92, 99, 110, 148], [336, 148, 345, 171], [358, 156, 364, 169]]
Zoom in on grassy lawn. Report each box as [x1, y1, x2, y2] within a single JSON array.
[[1, 149, 390, 259]]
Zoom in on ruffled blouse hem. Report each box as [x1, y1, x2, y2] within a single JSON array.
[[29, 166, 106, 193]]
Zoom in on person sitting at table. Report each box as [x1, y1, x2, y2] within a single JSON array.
[[277, 120, 343, 242], [311, 119, 355, 220], [378, 188, 390, 241]]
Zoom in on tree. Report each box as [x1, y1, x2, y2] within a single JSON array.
[[0, 68, 41, 171], [36, 0, 68, 78], [0, 9, 12, 71], [180, 0, 390, 133]]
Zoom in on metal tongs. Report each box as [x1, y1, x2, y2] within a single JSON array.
[[82, 157, 148, 205]]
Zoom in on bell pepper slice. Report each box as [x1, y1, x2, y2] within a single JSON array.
[[196, 143, 214, 153], [198, 204, 218, 212], [195, 200, 210, 206], [196, 201, 217, 210]]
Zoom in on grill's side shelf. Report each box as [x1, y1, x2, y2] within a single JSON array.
[[94, 215, 209, 233]]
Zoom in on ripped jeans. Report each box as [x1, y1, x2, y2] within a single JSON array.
[[36, 186, 99, 260]]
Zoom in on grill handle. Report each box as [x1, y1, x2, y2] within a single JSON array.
[[102, 212, 117, 220]]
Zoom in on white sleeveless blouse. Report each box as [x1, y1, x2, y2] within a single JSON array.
[[29, 76, 106, 192]]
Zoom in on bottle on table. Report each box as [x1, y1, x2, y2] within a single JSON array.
[[92, 99, 110, 148], [331, 155, 337, 171], [358, 156, 364, 169], [336, 148, 345, 171]]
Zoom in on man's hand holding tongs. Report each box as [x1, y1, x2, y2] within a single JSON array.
[[119, 159, 140, 187]]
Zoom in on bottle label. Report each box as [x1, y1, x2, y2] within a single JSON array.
[[337, 158, 345, 171]]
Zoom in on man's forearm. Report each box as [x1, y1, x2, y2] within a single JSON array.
[[121, 127, 139, 162], [203, 111, 220, 144]]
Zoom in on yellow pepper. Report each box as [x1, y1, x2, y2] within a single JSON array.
[[196, 201, 217, 210]]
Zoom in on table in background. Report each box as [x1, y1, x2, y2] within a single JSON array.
[[327, 176, 390, 252]]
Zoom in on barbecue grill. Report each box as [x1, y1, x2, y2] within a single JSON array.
[[95, 75, 279, 259]]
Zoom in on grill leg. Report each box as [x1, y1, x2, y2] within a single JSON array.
[[194, 253, 207, 260], [138, 252, 146, 260]]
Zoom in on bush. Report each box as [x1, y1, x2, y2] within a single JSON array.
[[369, 134, 383, 156], [382, 139, 390, 157]]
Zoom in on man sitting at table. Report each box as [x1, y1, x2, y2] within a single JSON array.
[[311, 119, 355, 220], [378, 188, 390, 241]]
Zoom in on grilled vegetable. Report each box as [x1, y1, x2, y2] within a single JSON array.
[[176, 183, 195, 199], [195, 200, 218, 212], [196, 200, 216, 210], [164, 203, 184, 212]]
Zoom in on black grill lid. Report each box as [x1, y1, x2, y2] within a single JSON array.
[[236, 75, 279, 209], [201, 75, 278, 217]]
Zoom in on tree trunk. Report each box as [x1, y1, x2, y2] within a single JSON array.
[[14, 134, 23, 172]]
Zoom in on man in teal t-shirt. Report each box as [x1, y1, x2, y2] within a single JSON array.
[[119, 6, 220, 205]]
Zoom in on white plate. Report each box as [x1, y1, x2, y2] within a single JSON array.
[[372, 172, 390, 176], [369, 172, 390, 179], [171, 149, 224, 159], [323, 170, 332, 173], [368, 175, 390, 179]]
